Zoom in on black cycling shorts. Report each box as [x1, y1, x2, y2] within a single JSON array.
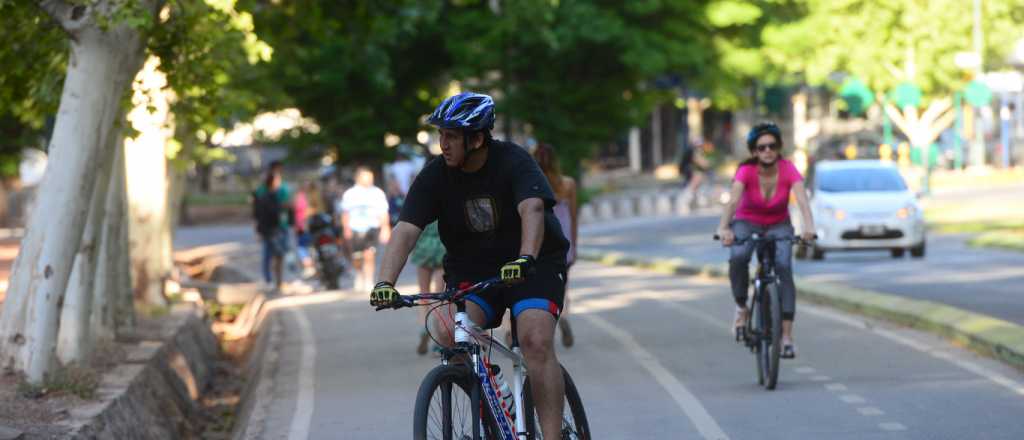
[[448, 264, 566, 329]]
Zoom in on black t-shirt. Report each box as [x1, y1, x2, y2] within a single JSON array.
[[399, 139, 569, 277]]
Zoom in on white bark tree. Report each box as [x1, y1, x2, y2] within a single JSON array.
[[125, 56, 174, 309], [55, 120, 118, 365], [0, 0, 159, 383], [92, 139, 134, 342]]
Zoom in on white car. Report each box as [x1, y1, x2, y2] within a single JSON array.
[[806, 160, 926, 260]]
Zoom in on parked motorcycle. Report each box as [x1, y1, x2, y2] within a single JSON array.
[[307, 212, 346, 290]]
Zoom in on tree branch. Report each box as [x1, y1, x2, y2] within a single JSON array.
[[925, 110, 956, 145], [883, 103, 913, 138], [920, 97, 952, 127], [38, 0, 92, 35]]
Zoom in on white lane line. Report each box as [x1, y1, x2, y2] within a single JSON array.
[[288, 307, 317, 440], [825, 383, 848, 392], [580, 313, 730, 440], [801, 304, 1024, 397], [857, 407, 885, 416], [838, 394, 867, 404], [794, 367, 816, 374], [879, 422, 907, 431], [810, 375, 832, 382]]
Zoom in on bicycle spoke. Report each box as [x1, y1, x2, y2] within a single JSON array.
[[427, 381, 473, 440]]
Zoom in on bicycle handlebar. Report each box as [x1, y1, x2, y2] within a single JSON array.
[[713, 233, 817, 245], [374, 277, 503, 311]]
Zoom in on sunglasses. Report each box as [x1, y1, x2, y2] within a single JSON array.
[[755, 142, 780, 152]]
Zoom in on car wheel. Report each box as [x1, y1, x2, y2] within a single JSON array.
[[910, 241, 926, 258], [811, 247, 825, 260], [890, 248, 905, 258]]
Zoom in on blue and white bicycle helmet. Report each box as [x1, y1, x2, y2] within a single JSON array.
[[427, 92, 495, 132], [746, 122, 783, 151]]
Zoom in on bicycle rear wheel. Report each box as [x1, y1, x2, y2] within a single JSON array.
[[523, 364, 591, 439], [765, 282, 783, 390], [414, 364, 491, 440], [750, 289, 765, 386]]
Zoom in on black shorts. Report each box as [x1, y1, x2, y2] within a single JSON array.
[[447, 264, 566, 329], [350, 228, 379, 253]]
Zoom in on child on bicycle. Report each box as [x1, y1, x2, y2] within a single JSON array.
[[716, 122, 816, 358]]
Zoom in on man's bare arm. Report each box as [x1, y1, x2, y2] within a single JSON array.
[[377, 221, 423, 285]]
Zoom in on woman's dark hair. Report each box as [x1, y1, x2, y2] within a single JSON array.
[[741, 122, 784, 166], [265, 160, 282, 187], [532, 142, 563, 195]]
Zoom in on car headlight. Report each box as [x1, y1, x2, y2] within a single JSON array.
[[821, 206, 846, 221], [896, 204, 917, 219]]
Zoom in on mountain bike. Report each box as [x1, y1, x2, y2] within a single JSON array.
[[716, 233, 811, 390], [376, 277, 590, 439]]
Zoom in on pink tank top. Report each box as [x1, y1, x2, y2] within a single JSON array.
[[734, 159, 803, 226]]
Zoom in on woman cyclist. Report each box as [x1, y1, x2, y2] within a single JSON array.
[[716, 122, 815, 358], [533, 142, 578, 347]]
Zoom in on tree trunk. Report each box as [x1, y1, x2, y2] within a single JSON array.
[[0, 1, 152, 382], [125, 57, 173, 309], [100, 141, 135, 335], [55, 123, 117, 365]]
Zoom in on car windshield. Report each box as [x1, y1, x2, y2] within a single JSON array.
[[816, 167, 907, 192]]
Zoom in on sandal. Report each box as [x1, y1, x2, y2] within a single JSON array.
[[417, 331, 430, 355]]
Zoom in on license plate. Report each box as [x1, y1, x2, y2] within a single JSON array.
[[860, 225, 886, 236]]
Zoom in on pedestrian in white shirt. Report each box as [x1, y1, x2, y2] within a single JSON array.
[[339, 167, 391, 291]]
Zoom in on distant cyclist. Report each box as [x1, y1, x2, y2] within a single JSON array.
[[370, 92, 570, 438], [716, 122, 815, 358]]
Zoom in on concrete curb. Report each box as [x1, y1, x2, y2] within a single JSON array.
[[578, 248, 1024, 372], [62, 304, 220, 439]]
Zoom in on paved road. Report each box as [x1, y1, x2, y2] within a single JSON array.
[[580, 215, 1024, 325], [176, 223, 1024, 439], [249, 261, 1024, 439]]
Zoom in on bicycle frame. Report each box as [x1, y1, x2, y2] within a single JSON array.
[[451, 308, 530, 440], [384, 278, 531, 440]]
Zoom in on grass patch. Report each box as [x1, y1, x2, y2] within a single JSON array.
[[207, 302, 244, 323], [185, 192, 250, 207], [18, 366, 99, 399], [931, 220, 1024, 234], [969, 230, 1024, 252]]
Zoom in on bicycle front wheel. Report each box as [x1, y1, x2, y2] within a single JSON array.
[[750, 290, 765, 386], [414, 364, 488, 440], [765, 282, 783, 390], [523, 364, 591, 439]]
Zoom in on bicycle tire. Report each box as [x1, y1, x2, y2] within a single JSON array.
[[523, 364, 591, 439], [414, 364, 494, 440], [765, 282, 783, 390], [750, 288, 765, 386]]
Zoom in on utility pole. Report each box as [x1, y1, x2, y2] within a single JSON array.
[[971, 0, 986, 168]]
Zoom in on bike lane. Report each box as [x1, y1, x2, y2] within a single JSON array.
[[247, 259, 1024, 439]]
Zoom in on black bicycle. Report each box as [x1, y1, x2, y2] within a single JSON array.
[[376, 277, 590, 440], [716, 233, 811, 390]]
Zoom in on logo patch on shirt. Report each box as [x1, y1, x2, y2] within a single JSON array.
[[465, 197, 498, 233]]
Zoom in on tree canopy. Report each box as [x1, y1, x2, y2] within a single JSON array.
[[762, 0, 1024, 101]]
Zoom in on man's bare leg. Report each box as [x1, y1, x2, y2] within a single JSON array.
[[516, 309, 564, 438]]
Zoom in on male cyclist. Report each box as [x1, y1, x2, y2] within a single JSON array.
[[717, 122, 815, 358], [370, 92, 570, 437]]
